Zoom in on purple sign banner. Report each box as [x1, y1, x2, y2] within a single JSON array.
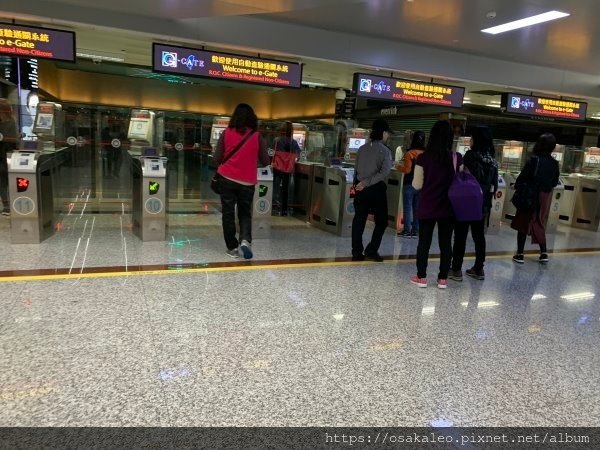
[[153, 43, 302, 88], [504, 93, 587, 121], [354, 73, 465, 108], [0, 23, 75, 62]]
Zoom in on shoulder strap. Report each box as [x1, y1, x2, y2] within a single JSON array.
[[452, 152, 458, 172], [220, 131, 255, 166], [532, 155, 539, 177]]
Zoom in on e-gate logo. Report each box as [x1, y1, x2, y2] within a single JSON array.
[[372, 80, 391, 95], [359, 78, 390, 95], [511, 96, 535, 110], [161, 51, 205, 70], [162, 51, 178, 68], [359, 78, 372, 93]]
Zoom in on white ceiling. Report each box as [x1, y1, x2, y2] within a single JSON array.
[[2, 0, 600, 116]]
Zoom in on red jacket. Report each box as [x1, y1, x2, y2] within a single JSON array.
[[216, 128, 269, 184]]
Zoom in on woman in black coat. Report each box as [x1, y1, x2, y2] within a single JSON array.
[[511, 133, 560, 264]]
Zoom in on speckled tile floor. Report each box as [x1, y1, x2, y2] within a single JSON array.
[[0, 212, 599, 426]]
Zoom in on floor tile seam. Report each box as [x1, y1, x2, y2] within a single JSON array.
[[1, 248, 600, 283]]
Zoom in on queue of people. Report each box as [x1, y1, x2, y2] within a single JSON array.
[[352, 118, 559, 289], [214, 104, 559, 272]]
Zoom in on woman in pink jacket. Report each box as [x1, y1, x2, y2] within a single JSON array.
[[214, 104, 270, 259]]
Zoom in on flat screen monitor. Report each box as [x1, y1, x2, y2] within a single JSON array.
[[129, 119, 151, 140], [211, 127, 226, 143], [502, 146, 523, 159], [293, 132, 305, 149], [36, 113, 54, 130], [348, 138, 366, 150], [584, 154, 600, 165]]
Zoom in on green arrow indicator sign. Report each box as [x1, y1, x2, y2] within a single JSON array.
[[149, 181, 160, 195]]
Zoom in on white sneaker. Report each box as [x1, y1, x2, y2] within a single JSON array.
[[226, 248, 240, 259], [240, 240, 253, 259]]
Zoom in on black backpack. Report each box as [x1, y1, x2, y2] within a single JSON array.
[[469, 151, 497, 208]]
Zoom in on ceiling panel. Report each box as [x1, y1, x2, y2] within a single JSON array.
[[2, 0, 600, 115]]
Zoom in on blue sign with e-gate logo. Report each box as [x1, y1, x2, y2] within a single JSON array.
[[153, 43, 302, 88], [161, 51, 204, 71], [503, 92, 587, 121]]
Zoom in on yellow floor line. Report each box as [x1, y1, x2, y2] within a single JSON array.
[[1, 250, 599, 283]]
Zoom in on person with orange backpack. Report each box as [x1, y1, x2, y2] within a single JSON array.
[[396, 131, 426, 238]]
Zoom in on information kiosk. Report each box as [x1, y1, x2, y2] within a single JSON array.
[[32, 102, 65, 152], [253, 166, 274, 239], [343, 129, 368, 162], [8, 102, 70, 243], [128, 110, 162, 156], [131, 156, 168, 241], [209, 117, 230, 151], [127, 110, 168, 241], [499, 140, 525, 221]]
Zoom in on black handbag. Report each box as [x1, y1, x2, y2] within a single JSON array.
[[211, 131, 255, 194], [511, 156, 539, 213]]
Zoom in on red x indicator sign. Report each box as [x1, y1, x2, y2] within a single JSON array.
[[16, 177, 30, 192]]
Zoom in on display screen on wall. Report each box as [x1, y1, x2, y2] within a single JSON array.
[[0, 23, 75, 62], [353, 73, 465, 108], [153, 43, 302, 88], [502, 93, 587, 121]]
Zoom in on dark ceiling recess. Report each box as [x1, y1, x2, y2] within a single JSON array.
[[470, 90, 505, 96]]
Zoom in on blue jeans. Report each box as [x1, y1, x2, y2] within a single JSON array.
[[402, 184, 419, 233]]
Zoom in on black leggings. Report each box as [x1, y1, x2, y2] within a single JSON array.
[[517, 232, 547, 254]]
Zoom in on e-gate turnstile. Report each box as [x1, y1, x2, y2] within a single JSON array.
[[309, 166, 355, 237], [7, 150, 67, 244], [546, 180, 565, 233], [253, 167, 273, 239], [386, 169, 404, 231], [132, 156, 168, 241], [501, 171, 518, 222], [572, 177, 600, 231], [293, 162, 315, 222], [487, 175, 507, 234]]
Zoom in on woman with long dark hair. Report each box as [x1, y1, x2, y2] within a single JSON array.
[[449, 126, 498, 281], [272, 121, 300, 216], [410, 120, 461, 289], [511, 133, 559, 264], [213, 103, 270, 259]]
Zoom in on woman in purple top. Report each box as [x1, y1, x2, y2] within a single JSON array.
[[410, 120, 462, 289]]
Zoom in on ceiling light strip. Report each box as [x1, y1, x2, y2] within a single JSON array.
[[481, 11, 570, 35]]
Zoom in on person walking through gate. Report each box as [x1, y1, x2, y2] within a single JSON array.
[[351, 118, 393, 262], [272, 121, 300, 216], [214, 103, 270, 260]]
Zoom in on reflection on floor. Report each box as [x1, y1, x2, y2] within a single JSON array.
[[0, 213, 599, 426]]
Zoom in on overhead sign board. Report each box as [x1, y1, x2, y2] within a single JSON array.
[[0, 23, 75, 62], [353, 73, 464, 108], [503, 93, 587, 121], [153, 43, 302, 88]]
